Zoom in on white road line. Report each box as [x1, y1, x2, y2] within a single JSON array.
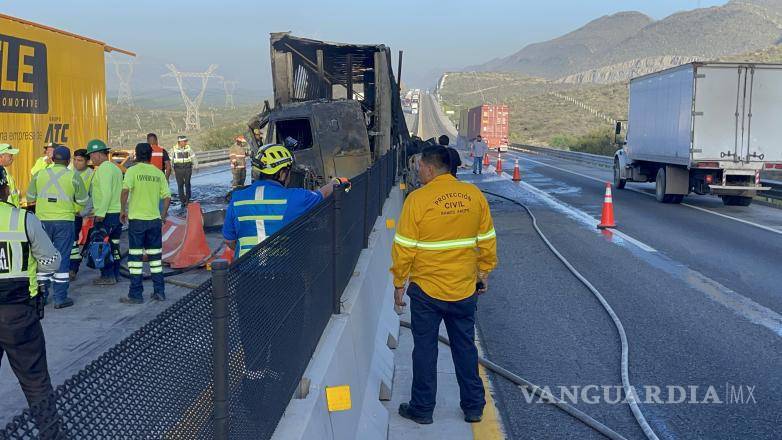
[[491, 171, 782, 338], [509, 151, 782, 236]]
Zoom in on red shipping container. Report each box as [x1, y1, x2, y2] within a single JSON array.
[[467, 104, 509, 148]]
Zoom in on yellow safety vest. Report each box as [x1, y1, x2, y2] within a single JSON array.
[[7, 171, 19, 208], [172, 145, 194, 165], [0, 203, 38, 302], [28, 165, 86, 221]]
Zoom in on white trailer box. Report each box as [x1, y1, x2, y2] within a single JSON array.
[[618, 62, 781, 205]]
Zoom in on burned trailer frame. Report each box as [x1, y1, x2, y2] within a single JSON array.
[[250, 33, 410, 188]]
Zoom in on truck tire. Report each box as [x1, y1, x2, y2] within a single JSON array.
[[655, 168, 683, 204], [613, 159, 626, 189], [721, 195, 753, 207]]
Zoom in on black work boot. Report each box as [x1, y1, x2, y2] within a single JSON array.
[[398, 403, 433, 425]]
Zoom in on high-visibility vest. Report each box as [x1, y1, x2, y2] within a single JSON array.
[[0, 203, 38, 303], [76, 167, 95, 191], [151, 145, 166, 171], [172, 145, 194, 165], [30, 156, 52, 177], [30, 165, 81, 221], [7, 171, 19, 208]]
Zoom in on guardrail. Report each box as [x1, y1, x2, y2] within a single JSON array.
[[509, 143, 782, 202], [196, 148, 230, 167]]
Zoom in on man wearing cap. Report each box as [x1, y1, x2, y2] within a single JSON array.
[[229, 136, 248, 189], [30, 143, 56, 177], [0, 143, 21, 207], [26, 146, 88, 309], [171, 135, 197, 206], [0, 165, 64, 437], [86, 139, 124, 285], [120, 143, 171, 304], [68, 149, 94, 280]]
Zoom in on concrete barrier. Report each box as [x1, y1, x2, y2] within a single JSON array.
[[272, 188, 403, 440]]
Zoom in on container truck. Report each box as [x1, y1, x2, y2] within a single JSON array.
[[614, 62, 781, 206], [0, 13, 133, 200], [465, 104, 509, 151]]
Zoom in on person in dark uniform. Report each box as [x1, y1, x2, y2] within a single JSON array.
[[438, 135, 462, 177], [0, 165, 63, 437]]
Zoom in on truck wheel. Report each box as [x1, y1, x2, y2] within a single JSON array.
[[613, 159, 626, 189], [721, 196, 753, 207], [655, 168, 683, 204]]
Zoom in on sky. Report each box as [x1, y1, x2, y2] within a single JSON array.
[[1, 0, 728, 94]]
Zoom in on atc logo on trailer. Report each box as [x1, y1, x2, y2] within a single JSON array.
[[0, 33, 48, 114]]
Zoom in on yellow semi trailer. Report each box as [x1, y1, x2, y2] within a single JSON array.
[[0, 13, 133, 199]]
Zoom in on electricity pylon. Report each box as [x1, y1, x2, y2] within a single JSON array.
[[110, 54, 135, 106], [162, 64, 219, 131], [223, 80, 238, 110]]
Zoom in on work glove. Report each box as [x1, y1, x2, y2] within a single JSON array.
[[334, 177, 352, 192]]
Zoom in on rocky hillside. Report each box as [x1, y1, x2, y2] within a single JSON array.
[[473, 0, 782, 82]]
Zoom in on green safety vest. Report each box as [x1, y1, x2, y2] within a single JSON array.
[[30, 156, 52, 177], [7, 171, 19, 208], [76, 167, 95, 191], [0, 203, 38, 303], [30, 165, 82, 221]]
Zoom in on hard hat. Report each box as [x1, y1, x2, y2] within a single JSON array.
[[0, 166, 7, 187], [177, 135, 188, 142], [235, 135, 247, 143], [252, 144, 294, 175], [86, 139, 110, 155], [0, 143, 19, 155]]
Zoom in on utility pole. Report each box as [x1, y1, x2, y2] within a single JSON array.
[[223, 80, 238, 110], [110, 54, 135, 106], [162, 64, 219, 131]]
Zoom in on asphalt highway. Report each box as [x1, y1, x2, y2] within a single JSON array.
[[418, 93, 782, 439]]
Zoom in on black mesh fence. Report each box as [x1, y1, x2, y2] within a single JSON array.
[[1, 148, 399, 440]]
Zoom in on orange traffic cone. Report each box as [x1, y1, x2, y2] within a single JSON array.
[[495, 152, 503, 174], [482, 153, 490, 167], [512, 159, 522, 182], [597, 183, 617, 229], [168, 202, 213, 269], [161, 214, 188, 263]]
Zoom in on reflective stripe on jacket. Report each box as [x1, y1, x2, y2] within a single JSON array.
[[26, 165, 88, 221], [151, 145, 166, 170], [0, 204, 38, 302], [390, 173, 497, 302], [222, 180, 323, 258], [172, 144, 194, 165]]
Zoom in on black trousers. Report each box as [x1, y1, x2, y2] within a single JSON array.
[[407, 283, 485, 417], [174, 165, 193, 204], [0, 303, 63, 438]]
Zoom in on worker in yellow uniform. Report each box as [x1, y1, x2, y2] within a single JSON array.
[[171, 135, 197, 206], [391, 145, 497, 425], [0, 143, 21, 207], [120, 143, 171, 304], [26, 146, 88, 309], [0, 165, 64, 438], [30, 143, 56, 177], [229, 135, 248, 188], [87, 139, 124, 285], [69, 149, 95, 280]]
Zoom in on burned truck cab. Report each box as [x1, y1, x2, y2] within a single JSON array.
[[264, 99, 372, 188], [248, 32, 410, 189]]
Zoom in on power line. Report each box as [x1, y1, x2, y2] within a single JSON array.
[[110, 54, 135, 106], [161, 64, 220, 131], [223, 80, 238, 110]]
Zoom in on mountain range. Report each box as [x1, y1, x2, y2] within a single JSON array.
[[470, 0, 782, 82]]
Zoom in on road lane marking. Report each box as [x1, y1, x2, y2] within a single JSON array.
[[508, 151, 782, 236], [488, 171, 782, 338]]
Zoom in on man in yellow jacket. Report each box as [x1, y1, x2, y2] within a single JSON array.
[[391, 145, 497, 425]]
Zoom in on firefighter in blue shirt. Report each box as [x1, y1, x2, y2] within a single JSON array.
[[222, 144, 347, 258]]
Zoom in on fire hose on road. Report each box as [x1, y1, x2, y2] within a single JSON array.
[[399, 189, 662, 440]]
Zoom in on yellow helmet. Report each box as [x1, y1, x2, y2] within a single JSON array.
[[252, 144, 294, 175]]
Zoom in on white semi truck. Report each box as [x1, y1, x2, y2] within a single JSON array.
[[614, 62, 782, 206]]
